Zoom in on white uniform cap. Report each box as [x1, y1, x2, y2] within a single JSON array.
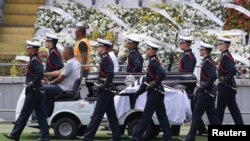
[[127, 35, 142, 43], [218, 36, 232, 44], [97, 38, 112, 47], [179, 35, 193, 43], [46, 33, 58, 41], [15, 56, 30, 62], [147, 41, 161, 50], [199, 42, 214, 50], [26, 40, 41, 49]]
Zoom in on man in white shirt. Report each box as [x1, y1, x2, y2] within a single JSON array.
[[43, 46, 81, 117]]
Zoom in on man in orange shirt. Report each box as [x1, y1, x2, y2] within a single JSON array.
[[74, 26, 92, 77]]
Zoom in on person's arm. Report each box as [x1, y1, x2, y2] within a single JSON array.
[[102, 57, 114, 87], [223, 56, 237, 81], [49, 75, 65, 85], [32, 59, 44, 85], [136, 76, 147, 95], [44, 70, 61, 78], [26, 59, 44, 89], [131, 52, 143, 72], [50, 50, 64, 70], [79, 42, 88, 65], [183, 55, 195, 72], [202, 61, 217, 88], [152, 61, 165, 85], [50, 61, 72, 85]]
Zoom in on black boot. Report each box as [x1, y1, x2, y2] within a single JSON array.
[[3, 133, 19, 141]]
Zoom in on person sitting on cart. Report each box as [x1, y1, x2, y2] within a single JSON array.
[[43, 46, 81, 117]]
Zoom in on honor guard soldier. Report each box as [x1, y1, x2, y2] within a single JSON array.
[[131, 41, 172, 141], [83, 39, 121, 141], [216, 37, 244, 125], [45, 33, 63, 78], [126, 35, 144, 73], [4, 41, 49, 141], [184, 42, 219, 141], [175, 35, 206, 136], [178, 35, 196, 73]]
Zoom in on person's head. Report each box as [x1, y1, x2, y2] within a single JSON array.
[[45, 33, 58, 49], [62, 46, 74, 61], [75, 26, 86, 40], [199, 42, 214, 57], [179, 35, 193, 51], [126, 35, 141, 50], [25, 40, 41, 56], [97, 39, 112, 55], [217, 37, 231, 52], [145, 41, 160, 58], [108, 44, 114, 52], [39, 47, 48, 58]]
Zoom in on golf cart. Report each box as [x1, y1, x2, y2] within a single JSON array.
[[15, 72, 196, 139]]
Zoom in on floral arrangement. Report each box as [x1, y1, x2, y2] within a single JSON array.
[[223, 0, 250, 34], [35, 0, 89, 32], [88, 8, 122, 34], [128, 7, 179, 44], [181, 0, 224, 29], [187, 29, 218, 46], [102, 4, 139, 27], [31, 1, 250, 77]]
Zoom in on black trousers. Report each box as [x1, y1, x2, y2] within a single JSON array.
[[11, 89, 49, 139], [84, 90, 121, 141], [216, 84, 244, 125], [132, 90, 172, 141], [185, 89, 218, 141]]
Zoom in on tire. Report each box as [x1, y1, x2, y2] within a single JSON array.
[[54, 117, 78, 139], [127, 119, 160, 140]]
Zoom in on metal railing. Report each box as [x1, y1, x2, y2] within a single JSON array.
[[0, 63, 250, 122], [0, 63, 150, 77]]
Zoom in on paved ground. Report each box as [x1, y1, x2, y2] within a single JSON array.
[[0, 123, 208, 141]]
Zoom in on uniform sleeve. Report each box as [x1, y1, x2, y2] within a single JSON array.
[[151, 61, 166, 85], [182, 55, 196, 72], [222, 56, 237, 80], [32, 60, 44, 84], [136, 76, 147, 95], [50, 51, 64, 70], [79, 41, 87, 53], [61, 61, 73, 78], [102, 57, 114, 86], [202, 62, 217, 87], [129, 52, 143, 72]]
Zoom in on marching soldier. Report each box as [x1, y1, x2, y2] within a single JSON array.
[[4, 41, 49, 141], [178, 35, 196, 73], [83, 39, 121, 141], [126, 35, 144, 73], [45, 33, 63, 78], [175, 36, 207, 136], [131, 41, 172, 141], [183, 42, 219, 141], [216, 37, 244, 125]]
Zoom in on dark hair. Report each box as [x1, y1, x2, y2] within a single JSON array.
[[77, 26, 86, 36], [186, 42, 192, 46], [52, 39, 58, 49], [64, 46, 74, 57], [205, 49, 212, 54]]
